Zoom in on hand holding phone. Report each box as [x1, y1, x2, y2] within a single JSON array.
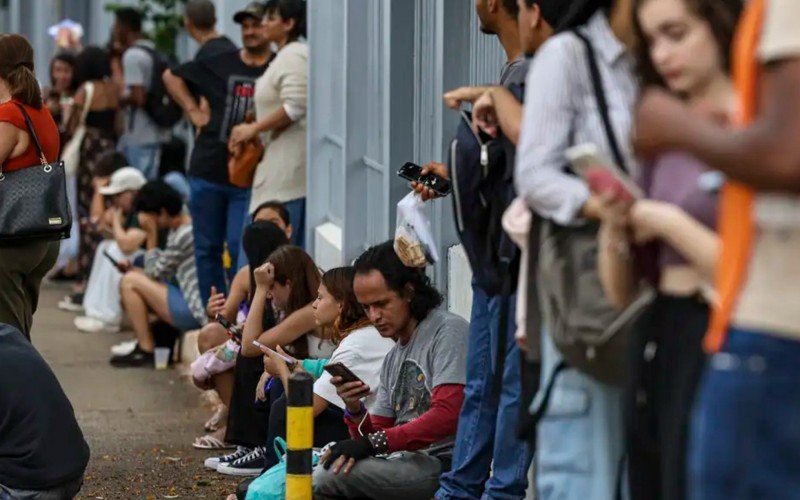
[[252, 340, 297, 367], [103, 250, 130, 273], [566, 143, 642, 203], [399, 162, 452, 197], [216, 313, 242, 343], [324, 362, 363, 385]]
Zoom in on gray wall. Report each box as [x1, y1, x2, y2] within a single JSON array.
[[307, 0, 505, 291]]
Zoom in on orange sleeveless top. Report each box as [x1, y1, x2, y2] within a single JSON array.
[[704, 0, 765, 352], [0, 100, 60, 173]]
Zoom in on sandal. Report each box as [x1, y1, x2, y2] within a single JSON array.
[[204, 404, 228, 432], [193, 434, 234, 450]]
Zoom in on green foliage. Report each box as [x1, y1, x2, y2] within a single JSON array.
[[105, 0, 188, 57]]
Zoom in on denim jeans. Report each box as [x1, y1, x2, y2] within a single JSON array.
[[0, 475, 83, 499], [688, 328, 800, 500], [533, 330, 627, 500], [122, 143, 161, 181], [436, 284, 533, 500], [188, 177, 249, 304], [284, 197, 306, 248]]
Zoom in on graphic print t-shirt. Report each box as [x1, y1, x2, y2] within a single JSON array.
[[172, 37, 269, 184], [370, 309, 469, 425]]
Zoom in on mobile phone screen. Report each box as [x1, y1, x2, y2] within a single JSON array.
[[397, 162, 452, 196]]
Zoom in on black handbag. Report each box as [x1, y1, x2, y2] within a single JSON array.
[[0, 103, 72, 242]]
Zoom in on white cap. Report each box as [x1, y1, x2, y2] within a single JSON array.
[[99, 167, 147, 196]]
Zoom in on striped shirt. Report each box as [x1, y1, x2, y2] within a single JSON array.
[[144, 223, 206, 326], [515, 12, 638, 225]]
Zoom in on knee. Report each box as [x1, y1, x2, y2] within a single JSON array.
[[198, 323, 224, 354], [119, 271, 140, 293], [312, 464, 342, 497]]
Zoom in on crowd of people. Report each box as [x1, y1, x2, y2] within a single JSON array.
[[2, 0, 799, 498]]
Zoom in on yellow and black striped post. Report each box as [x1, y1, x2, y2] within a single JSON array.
[[286, 371, 314, 499]]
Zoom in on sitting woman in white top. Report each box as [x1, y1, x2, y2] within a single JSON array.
[[229, 0, 308, 247], [258, 266, 395, 471]]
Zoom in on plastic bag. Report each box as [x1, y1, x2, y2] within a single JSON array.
[[394, 192, 439, 267], [190, 339, 240, 385]]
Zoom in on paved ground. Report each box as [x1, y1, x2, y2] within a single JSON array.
[[34, 284, 239, 499]]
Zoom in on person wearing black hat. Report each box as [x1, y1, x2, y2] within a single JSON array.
[[163, 0, 272, 311]]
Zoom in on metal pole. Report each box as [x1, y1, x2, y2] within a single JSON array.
[[286, 371, 313, 499]]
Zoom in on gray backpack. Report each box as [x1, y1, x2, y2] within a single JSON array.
[[534, 31, 654, 387]]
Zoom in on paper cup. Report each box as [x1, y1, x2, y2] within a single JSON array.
[[154, 347, 170, 370]]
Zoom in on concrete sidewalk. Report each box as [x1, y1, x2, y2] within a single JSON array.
[[34, 284, 238, 499]]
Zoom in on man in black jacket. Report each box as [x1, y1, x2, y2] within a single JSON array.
[[0, 324, 89, 499]]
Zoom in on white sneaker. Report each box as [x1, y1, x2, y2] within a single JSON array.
[[58, 294, 84, 313], [75, 316, 121, 334], [110, 340, 138, 356]]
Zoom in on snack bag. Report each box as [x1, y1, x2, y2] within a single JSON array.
[[394, 192, 439, 267]]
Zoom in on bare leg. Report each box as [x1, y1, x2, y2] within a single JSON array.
[[120, 271, 171, 352], [214, 369, 235, 407], [198, 323, 230, 354]]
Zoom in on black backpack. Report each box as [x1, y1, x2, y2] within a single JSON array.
[[447, 84, 524, 297], [137, 45, 183, 128]]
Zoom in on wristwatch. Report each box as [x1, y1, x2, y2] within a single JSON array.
[[344, 401, 366, 420]]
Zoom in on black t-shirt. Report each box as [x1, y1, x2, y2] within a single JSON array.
[[172, 37, 269, 185], [0, 325, 90, 490]]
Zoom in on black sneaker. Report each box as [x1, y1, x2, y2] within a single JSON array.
[[204, 446, 251, 471], [109, 344, 154, 368], [216, 446, 267, 476]]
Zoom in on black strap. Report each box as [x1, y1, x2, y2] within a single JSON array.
[[12, 102, 47, 165], [572, 30, 629, 174]]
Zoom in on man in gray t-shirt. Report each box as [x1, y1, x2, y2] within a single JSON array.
[[314, 241, 469, 500], [114, 8, 170, 180]]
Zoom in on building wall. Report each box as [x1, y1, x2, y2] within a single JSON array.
[[307, 0, 505, 317]]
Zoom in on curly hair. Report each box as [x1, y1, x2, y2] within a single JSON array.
[[353, 240, 443, 322], [632, 0, 742, 89], [321, 267, 371, 344]]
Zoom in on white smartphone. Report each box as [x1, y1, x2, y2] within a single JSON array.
[[252, 340, 297, 365], [565, 143, 643, 200]]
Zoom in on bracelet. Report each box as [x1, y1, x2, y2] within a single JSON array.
[[344, 401, 366, 420], [366, 430, 389, 455]]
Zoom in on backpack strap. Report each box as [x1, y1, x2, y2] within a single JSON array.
[[572, 30, 629, 174]]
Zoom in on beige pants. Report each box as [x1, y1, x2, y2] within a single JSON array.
[[0, 240, 59, 340]]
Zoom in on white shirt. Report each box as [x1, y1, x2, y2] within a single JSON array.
[[313, 325, 395, 411]]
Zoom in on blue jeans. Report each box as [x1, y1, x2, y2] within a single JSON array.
[[188, 177, 249, 304], [123, 143, 161, 181], [284, 197, 306, 248], [436, 284, 532, 500], [688, 328, 800, 500]]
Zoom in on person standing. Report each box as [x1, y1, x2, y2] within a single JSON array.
[[0, 34, 62, 340], [229, 0, 308, 248], [113, 7, 170, 180], [164, 0, 272, 304]]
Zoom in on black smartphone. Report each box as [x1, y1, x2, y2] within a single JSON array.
[[215, 314, 242, 342], [103, 250, 128, 273], [324, 362, 364, 385], [398, 162, 452, 196]]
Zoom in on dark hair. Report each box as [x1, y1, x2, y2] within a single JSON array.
[[265, 0, 307, 40], [94, 151, 129, 178], [501, 0, 520, 18], [530, 0, 611, 32], [185, 0, 217, 31], [50, 52, 78, 92], [321, 267, 370, 343], [252, 200, 291, 226], [633, 0, 742, 89], [0, 34, 43, 109], [134, 181, 184, 216], [115, 7, 143, 33], [74, 46, 112, 87], [267, 245, 320, 358], [353, 241, 443, 322], [243, 220, 291, 302]]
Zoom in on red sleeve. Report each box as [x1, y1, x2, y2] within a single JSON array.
[[383, 384, 464, 452], [345, 413, 395, 439]]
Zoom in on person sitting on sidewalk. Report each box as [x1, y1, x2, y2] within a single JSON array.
[[313, 241, 469, 500], [110, 181, 207, 367], [0, 324, 89, 499], [72, 165, 148, 335]]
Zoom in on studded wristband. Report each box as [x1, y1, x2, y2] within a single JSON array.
[[366, 430, 389, 455]]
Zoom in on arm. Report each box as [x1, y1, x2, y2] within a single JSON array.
[[111, 211, 147, 255], [162, 69, 210, 130], [381, 384, 464, 452], [443, 85, 493, 109], [473, 87, 523, 144], [598, 221, 638, 309], [636, 61, 800, 191], [253, 305, 317, 352], [121, 49, 148, 108], [64, 86, 85, 137], [222, 267, 250, 322], [515, 41, 590, 225]]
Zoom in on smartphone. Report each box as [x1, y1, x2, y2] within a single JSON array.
[[103, 250, 129, 273], [252, 340, 297, 366], [565, 143, 643, 201], [323, 362, 364, 385], [398, 162, 452, 197], [215, 314, 242, 342]]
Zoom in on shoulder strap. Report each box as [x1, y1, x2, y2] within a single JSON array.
[[12, 103, 47, 166], [79, 82, 95, 125], [572, 30, 629, 174]]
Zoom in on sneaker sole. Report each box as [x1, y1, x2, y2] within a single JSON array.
[[215, 465, 263, 477], [204, 458, 222, 470], [58, 304, 85, 313]]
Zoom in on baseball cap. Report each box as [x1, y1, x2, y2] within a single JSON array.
[[99, 167, 147, 196], [233, 2, 266, 24]]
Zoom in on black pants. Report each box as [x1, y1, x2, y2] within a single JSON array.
[[262, 394, 349, 470], [626, 293, 708, 500], [225, 353, 270, 448]]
